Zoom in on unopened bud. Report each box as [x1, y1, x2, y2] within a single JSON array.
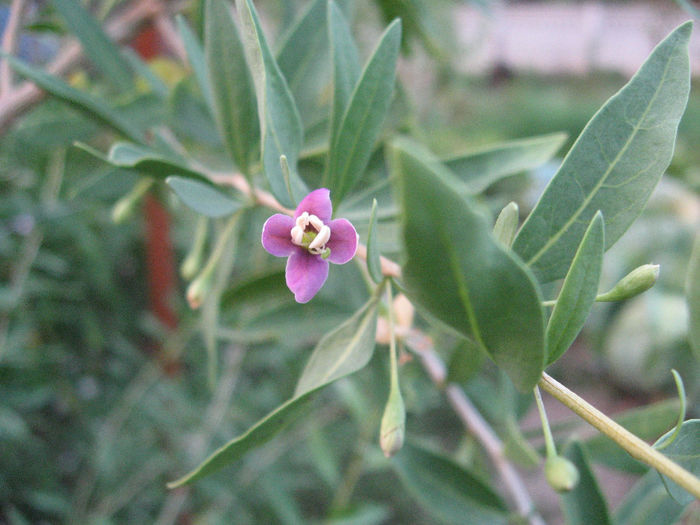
[[596, 264, 660, 302], [393, 294, 414, 330], [111, 179, 153, 224], [181, 218, 208, 280], [380, 386, 405, 458], [186, 269, 215, 309], [545, 455, 579, 493], [493, 202, 519, 247]]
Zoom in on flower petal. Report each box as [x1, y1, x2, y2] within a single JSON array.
[[327, 218, 358, 264], [295, 188, 332, 223], [262, 214, 295, 257], [286, 250, 329, 303]]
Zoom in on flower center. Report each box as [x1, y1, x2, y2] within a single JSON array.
[[290, 212, 331, 258]]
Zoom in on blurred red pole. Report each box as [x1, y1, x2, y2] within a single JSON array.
[[132, 23, 180, 370]]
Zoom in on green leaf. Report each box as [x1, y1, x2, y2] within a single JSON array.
[[294, 296, 379, 397], [76, 141, 211, 184], [653, 419, 700, 505], [122, 49, 169, 98], [391, 139, 546, 391], [276, 0, 328, 127], [546, 212, 604, 365], [3, 54, 143, 142], [366, 199, 383, 283], [51, 0, 134, 92], [326, 0, 361, 147], [166, 176, 243, 218], [236, 0, 306, 207], [326, 19, 402, 205], [392, 442, 508, 525], [513, 23, 692, 283], [176, 15, 214, 110], [443, 132, 567, 194], [446, 337, 484, 384], [205, 0, 259, 176], [560, 442, 612, 525], [614, 469, 686, 525], [687, 235, 700, 358], [168, 298, 378, 487], [585, 399, 680, 473]]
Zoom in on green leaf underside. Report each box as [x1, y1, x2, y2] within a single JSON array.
[[205, 0, 258, 176], [276, 0, 328, 125], [687, 236, 700, 357], [326, 19, 402, 206], [614, 469, 686, 525], [168, 298, 378, 487], [326, 1, 361, 158], [392, 442, 508, 525], [51, 0, 134, 92], [513, 22, 692, 283], [294, 297, 379, 397], [392, 139, 545, 391], [76, 141, 211, 184], [236, 0, 306, 207], [561, 442, 613, 525], [546, 212, 604, 365], [177, 15, 214, 111], [366, 199, 383, 283], [3, 54, 143, 143], [444, 132, 567, 194], [166, 176, 242, 218], [653, 419, 700, 505]]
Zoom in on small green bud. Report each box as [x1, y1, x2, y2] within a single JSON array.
[[596, 264, 660, 302], [180, 218, 208, 280], [545, 455, 579, 493], [380, 386, 405, 458], [111, 179, 153, 224], [493, 202, 519, 247], [186, 268, 215, 310]]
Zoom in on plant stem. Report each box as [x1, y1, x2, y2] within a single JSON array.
[[533, 386, 557, 459], [539, 372, 700, 500]]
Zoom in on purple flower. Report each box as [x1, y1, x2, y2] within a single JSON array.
[[261, 188, 359, 303]]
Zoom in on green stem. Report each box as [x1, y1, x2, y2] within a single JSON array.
[[533, 386, 556, 459], [539, 372, 700, 500]]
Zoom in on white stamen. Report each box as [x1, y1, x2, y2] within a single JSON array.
[[295, 212, 309, 229], [309, 225, 330, 250], [308, 214, 324, 231], [290, 226, 304, 245]]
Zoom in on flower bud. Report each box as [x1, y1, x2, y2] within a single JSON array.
[[393, 294, 414, 331], [186, 269, 215, 309], [181, 218, 208, 280], [596, 264, 660, 302], [111, 180, 153, 224], [493, 202, 519, 247], [380, 386, 405, 458], [545, 455, 579, 493]]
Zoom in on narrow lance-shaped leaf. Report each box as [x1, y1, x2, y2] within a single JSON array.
[[393, 442, 509, 525], [276, 0, 328, 126], [614, 469, 686, 525], [326, 0, 361, 146], [166, 176, 243, 218], [3, 54, 144, 142], [122, 49, 168, 98], [51, 0, 134, 92], [326, 19, 402, 206], [205, 0, 259, 176], [75, 141, 211, 184], [546, 211, 604, 365], [236, 0, 306, 207], [168, 297, 379, 487], [177, 15, 214, 110], [444, 132, 568, 194], [560, 442, 613, 525], [513, 22, 692, 283], [653, 419, 700, 505], [391, 138, 546, 391]]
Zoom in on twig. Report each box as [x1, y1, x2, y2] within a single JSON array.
[[0, 0, 26, 96], [539, 372, 700, 500], [405, 331, 545, 525], [0, 0, 166, 134]]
